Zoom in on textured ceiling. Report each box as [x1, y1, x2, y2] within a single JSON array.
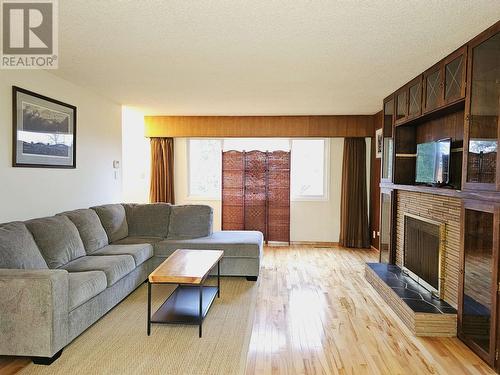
[[52, 1, 500, 115]]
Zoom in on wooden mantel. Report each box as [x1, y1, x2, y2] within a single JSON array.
[[144, 115, 375, 138]]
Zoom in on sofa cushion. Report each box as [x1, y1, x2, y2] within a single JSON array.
[[167, 205, 213, 240], [123, 203, 171, 238], [92, 244, 153, 266], [157, 230, 263, 258], [0, 222, 48, 269], [25, 216, 86, 269], [91, 204, 128, 243], [60, 209, 109, 254], [68, 271, 107, 310], [61, 255, 135, 287], [113, 236, 163, 246]]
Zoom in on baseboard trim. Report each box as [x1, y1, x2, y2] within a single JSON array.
[[289, 241, 339, 247]]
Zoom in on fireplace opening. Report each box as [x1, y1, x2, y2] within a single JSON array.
[[403, 214, 445, 298]]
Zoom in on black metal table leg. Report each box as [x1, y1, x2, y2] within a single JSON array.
[[147, 281, 151, 336], [217, 260, 220, 298], [199, 284, 203, 337]]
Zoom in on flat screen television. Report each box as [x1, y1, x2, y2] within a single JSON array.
[[415, 138, 451, 185]]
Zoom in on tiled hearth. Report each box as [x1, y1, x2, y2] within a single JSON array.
[[365, 263, 457, 337], [367, 263, 456, 314]]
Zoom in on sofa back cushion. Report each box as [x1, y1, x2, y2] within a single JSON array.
[[25, 216, 85, 269], [0, 222, 48, 269], [167, 205, 213, 240], [60, 209, 109, 254], [91, 204, 128, 243], [123, 203, 171, 238]]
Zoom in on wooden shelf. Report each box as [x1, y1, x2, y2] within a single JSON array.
[[380, 182, 500, 203]]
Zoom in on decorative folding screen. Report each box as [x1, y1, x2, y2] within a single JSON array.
[[221, 151, 245, 230], [222, 150, 290, 242], [244, 151, 268, 237], [267, 151, 291, 242]]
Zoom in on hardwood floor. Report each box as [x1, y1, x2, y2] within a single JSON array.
[[0, 245, 495, 374], [244, 245, 495, 375]]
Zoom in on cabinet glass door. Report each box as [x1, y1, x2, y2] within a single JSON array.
[[395, 90, 407, 123], [379, 191, 392, 264], [461, 207, 496, 362], [444, 53, 465, 103], [465, 32, 500, 188], [408, 79, 422, 119], [382, 98, 394, 181], [424, 68, 442, 112]]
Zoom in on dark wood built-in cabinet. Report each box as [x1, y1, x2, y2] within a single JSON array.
[[458, 200, 500, 368], [382, 97, 394, 182], [395, 88, 408, 124], [379, 189, 395, 264], [395, 76, 423, 125], [463, 28, 500, 191], [378, 20, 500, 372], [423, 46, 467, 114], [408, 77, 423, 120]]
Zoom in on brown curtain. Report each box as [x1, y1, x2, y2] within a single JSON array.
[[149, 138, 175, 203], [339, 138, 370, 248]]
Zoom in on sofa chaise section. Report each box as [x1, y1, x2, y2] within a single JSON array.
[[155, 231, 263, 279], [116, 203, 263, 279]]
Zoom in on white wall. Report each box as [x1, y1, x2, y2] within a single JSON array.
[[122, 107, 150, 203], [0, 70, 122, 222], [290, 138, 342, 242], [173, 137, 371, 242]]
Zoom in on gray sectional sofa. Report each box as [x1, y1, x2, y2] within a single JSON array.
[[0, 203, 262, 364]]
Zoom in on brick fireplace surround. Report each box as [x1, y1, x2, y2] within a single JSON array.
[[365, 189, 461, 337], [395, 190, 461, 309]]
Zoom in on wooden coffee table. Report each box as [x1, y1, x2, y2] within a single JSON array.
[[147, 249, 223, 337]]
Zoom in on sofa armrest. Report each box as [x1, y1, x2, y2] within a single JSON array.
[[0, 268, 69, 357]]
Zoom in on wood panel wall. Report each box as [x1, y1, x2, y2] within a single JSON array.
[[144, 115, 374, 138], [415, 109, 465, 144], [396, 191, 461, 308], [370, 111, 383, 249]]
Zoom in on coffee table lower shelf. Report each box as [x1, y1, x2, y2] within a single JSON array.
[[148, 285, 219, 337]]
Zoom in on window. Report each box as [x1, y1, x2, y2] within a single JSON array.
[[187, 138, 328, 200], [188, 139, 221, 198], [291, 139, 328, 199]]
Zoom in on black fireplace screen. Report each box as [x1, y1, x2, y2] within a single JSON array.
[[403, 215, 441, 291]]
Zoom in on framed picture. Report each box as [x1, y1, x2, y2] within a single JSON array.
[[12, 86, 76, 168], [375, 128, 383, 159]]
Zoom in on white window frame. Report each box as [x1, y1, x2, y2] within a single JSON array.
[[187, 138, 222, 200], [290, 138, 330, 202]]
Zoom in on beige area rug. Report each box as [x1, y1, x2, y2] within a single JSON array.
[[20, 277, 258, 375]]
